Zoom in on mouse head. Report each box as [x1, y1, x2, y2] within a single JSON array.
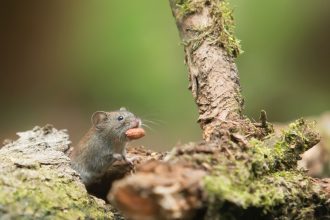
[[91, 107, 141, 141]]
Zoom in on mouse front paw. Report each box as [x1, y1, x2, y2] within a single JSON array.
[[111, 154, 134, 170], [112, 153, 125, 161]]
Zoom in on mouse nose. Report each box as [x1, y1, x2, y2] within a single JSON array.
[[132, 118, 141, 128]]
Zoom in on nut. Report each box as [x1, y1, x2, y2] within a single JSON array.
[[125, 128, 145, 140]]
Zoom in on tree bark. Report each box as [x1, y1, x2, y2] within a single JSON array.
[[110, 119, 330, 220], [169, 0, 244, 141], [0, 125, 115, 219]]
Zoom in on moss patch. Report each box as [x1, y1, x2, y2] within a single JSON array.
[[174, 0, 242, 57], [204, 170, 324, 219], [0, 125, 116, 219], [199, 119, 326, 219], [168, 119, 325, 218], [212, 0, 242, 57], [250, 119, 319, 176], [175, 0, 204, 18], [0, 166, 114, 219]]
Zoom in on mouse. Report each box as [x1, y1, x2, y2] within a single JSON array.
[[70, 107, 145, 186]]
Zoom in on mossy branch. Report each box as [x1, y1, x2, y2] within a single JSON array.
[[169, 0, 246, 140], [111, 120, 330, 219], [172, 0, 242, 57]]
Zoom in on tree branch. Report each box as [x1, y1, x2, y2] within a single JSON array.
[[110, 120, 330, 219], [169, 0, 244, 140]]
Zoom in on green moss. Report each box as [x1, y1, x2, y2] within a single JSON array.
[[214, 0, 242, 57], [249, 119, 319, 176], [200, 119, 325, 219], [204, 170, 324, 219], [0, 166, 114, 219], [174, 0, 242, 57], [175, 0, 204, 18], [145, 118, 324, 219]]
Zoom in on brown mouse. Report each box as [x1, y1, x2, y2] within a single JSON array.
[[70, 107, 144, 186]]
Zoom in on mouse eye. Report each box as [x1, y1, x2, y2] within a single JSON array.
[[117, 116, 124, 121]]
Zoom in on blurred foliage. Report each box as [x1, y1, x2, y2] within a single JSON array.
[[0, 0, 329, 150]]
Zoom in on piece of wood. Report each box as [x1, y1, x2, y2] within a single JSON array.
[[0, 125, 115, 219]]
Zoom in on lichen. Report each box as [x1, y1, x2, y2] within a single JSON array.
[[174, 0, 242, 57], [0, 125, 114, 219], [204, 170, 325, 219], [250, 119, 320, 177], [212, 0, 242, 57], [200, 119, 327, 219], [0, 166, 114, 219], [175, 0, 204, 18]]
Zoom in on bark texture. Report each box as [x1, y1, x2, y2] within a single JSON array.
[[0, 125, 115, 219], [110, 120, 330, 220], [170, 0, 244, 140]]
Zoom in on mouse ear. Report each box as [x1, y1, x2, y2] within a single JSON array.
[[119, 107, 127, 111], [91, 111, 108, 129]]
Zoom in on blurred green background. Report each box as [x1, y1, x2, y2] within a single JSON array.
[[1, 0, 329, 150]]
